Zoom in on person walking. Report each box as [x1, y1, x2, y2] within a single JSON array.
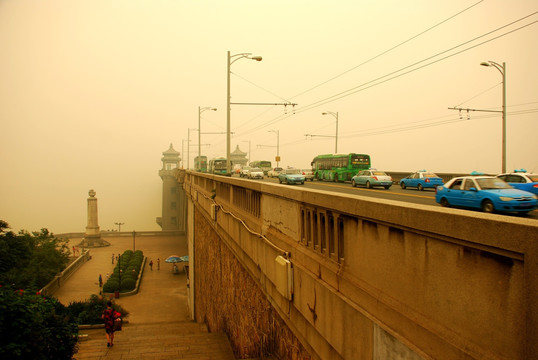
[[101, 300, 121, 347], [157, 258, 160, 270], [149, 260, 153, 271]]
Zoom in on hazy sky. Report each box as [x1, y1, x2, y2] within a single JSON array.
[[1, 0, 537, 234]]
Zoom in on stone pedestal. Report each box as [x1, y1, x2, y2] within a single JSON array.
[[80, 189, 109, 248]]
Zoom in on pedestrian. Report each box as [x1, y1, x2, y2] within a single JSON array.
[[157, 258, 160, 270], [101, 300, 121, 347], [99, 274, 103, 287], [112, 253, 114, 264], [149, 260, 153, 270], [72, 246, 76, 256]]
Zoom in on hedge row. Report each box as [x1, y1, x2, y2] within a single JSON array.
[[102, 250, 144, 293]]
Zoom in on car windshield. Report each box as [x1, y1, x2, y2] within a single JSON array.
[[373, 171, 387, 176], [287, 169, 300, 174], [528, 174, 538, 182], [251, 168, 261, 172], [476, 178, 512, 190], [422, 173, 439, 178], [302, 169, 312, 173], [274, 167, 282, 171]]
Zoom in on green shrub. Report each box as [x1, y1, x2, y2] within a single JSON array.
[[103, 280, 119, 293], [120, 278, 136, 291], [0, 286, 78, 360], [67, 294, 129, 325]]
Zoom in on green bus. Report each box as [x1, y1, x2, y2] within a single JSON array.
[[194, 155, 208, 172], [249, 160, 272, 175], [208, 158, 231, 176], [311, 153, 371, 182]]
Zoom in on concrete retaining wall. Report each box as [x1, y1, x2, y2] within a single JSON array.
[[184, 171, 537, 360]]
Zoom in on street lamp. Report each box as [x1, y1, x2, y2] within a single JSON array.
[[198, 106, 217, 171], [226, 51, 262, 174], [322, 111, 339, 153], [114, 222, 124, 232], [480, 61, 506, 173], [269, 130, 280, 167]]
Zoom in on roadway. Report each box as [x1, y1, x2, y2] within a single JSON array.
[[239, 176, 538, 220]]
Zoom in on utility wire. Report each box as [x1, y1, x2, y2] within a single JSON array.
[[239, 16, 537, 136], [288, 0, 485, 100]]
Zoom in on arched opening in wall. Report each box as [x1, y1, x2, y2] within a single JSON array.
[[320, 212, 326, 254], [338, 216, 344, 262]]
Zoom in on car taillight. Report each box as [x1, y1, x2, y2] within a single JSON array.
[[425, 178, 430, 183], [373, 176, 378, 180], [533, 184, 538, 188]]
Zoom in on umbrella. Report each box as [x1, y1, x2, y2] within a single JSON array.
[[165, 255, 189, 263]]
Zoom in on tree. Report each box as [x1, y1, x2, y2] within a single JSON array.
[[0, 222, 70, 289], [0, 285, 79, 359]]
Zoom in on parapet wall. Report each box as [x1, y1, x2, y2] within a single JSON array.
[[184, 171, 537, 360]]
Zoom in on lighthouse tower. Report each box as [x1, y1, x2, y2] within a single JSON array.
[[157, 144, 182, 230]]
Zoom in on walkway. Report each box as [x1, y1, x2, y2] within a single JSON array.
[[55, 234, 235, 360]]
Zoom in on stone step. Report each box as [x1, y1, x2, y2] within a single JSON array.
[[74, 321, 235, 360]]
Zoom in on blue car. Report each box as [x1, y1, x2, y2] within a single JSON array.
[[278, 169, 305, 185], [435, 176, 538, 214], [496, 171, 538, 195], [399, 170, 444, 191]]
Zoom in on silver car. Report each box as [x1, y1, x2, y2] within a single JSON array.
[[248, 167, 264, 179], [301, 169, 314, 181], [351, 169, 393, 189]]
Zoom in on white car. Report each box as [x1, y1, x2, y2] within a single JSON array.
[[240, 166, 251, 178], [248, 168, 264, 179], [267, 167, 283, 178]]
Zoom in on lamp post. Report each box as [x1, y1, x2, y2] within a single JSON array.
[[480, 61, 506, 173], [226, 50, 262, 174], [322, 111, 339, 153], [198, 106, 217, 171], [269, 130, 280, 167], [114, 222, 124, 232]]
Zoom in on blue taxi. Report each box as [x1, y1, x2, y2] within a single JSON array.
[[496, 170, 538, 195], [399, 170, 444, 191], [278, 169, 305, 185], [435, 176, 537, 214]]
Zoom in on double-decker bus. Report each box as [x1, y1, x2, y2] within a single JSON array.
[[249, 160, 272, 175], [311, 153, 371, 182], [194, 155, 208, 172], [208, 158, 232, 176]]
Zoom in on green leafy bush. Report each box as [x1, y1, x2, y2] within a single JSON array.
[[102, 280, 119, 293], [102, 250, 144, 293], [66, 294, 128, 325], [120, 278, 136, 291], [0, 285, 78, 360]]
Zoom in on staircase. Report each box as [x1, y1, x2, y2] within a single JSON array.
[[74, 321, 236, 360]]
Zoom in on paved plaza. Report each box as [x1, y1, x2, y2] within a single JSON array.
[[55, 234, 235, 360]]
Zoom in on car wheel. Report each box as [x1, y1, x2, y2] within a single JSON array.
[[351, 180, 356, 187], [440, 198, 450, 207], [418, 183, 423, 191], [481, 200, 495, 213], [400, 182, 406, 189], [384, 185, 391, 190], [366, 181, 372, 189]]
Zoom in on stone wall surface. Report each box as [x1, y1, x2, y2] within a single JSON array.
[[194, 206, 313, 359]]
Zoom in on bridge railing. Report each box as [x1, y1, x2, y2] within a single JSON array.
[[184, 170, 537, 360]]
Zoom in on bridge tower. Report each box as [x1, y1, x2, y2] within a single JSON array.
[[157, 143, 184, 230]]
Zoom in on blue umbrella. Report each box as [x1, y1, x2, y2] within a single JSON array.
[[165, 255, 189, 263]]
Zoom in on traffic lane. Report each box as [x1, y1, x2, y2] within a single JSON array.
[[261, 177, 538, 219]]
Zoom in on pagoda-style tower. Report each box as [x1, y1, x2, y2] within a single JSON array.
[[230, 145, 248, 167], [157, 144, 183, 230]]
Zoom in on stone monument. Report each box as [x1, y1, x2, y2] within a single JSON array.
[[80, 189, 109, 247]]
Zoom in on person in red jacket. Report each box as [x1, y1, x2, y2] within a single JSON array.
[[101, 300, 121, 347]]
